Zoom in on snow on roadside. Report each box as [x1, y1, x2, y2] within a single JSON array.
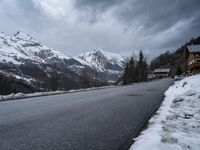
[[0, 85, 115, 101], [130, 74, 200, 150], [0, 91, 66, 101]]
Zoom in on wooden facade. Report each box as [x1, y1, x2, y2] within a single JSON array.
[[186, 45, 200, 75], [153, 69, 171, 79]]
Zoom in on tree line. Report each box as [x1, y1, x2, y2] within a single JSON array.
[[122, 51, 148, 85]]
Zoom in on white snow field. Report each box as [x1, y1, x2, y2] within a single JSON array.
[[130, 75, 200, 150]]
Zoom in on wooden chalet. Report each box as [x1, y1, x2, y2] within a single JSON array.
[[186, 45, 200, 74]]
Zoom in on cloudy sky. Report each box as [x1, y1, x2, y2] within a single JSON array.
[[0, 0, 200, 58]]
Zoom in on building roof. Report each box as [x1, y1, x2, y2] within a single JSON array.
[[154, 69, 171, 73], [187, 45, 200, 53]]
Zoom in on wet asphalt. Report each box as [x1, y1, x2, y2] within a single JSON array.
[[0, 79, 173, 150]]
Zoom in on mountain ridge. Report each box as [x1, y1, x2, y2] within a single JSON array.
[[0, 31, 125, 94]]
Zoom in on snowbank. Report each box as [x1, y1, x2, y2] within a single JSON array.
[[130, 74, 200, 150], [0, 85, 115, 101], [0, 91, 66, 101]]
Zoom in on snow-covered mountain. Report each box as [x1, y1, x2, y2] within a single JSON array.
[[0, 31, 71, 65], [0, 31, 125, 94], [75, 49, 125, 82], [77, 49, 125, 72], [0, 31, 85, 93]]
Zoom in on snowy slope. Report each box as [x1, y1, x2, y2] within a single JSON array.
[[0, 32, 85, 93], [76, 49, 125, 73], [130, 75, 200, 150], [0, 32, 125, 86], [0, 32, 125, 74], [0, 31, 71, 65]]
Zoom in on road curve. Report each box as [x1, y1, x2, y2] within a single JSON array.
[[0, 79, 173, 150]]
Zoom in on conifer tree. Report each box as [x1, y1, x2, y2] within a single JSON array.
[[122, 51, 148, 84]]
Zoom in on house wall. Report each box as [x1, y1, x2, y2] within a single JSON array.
[[154, 72, 170, 79], [188, 53, 200, 65], [188, 52, 200, 74]]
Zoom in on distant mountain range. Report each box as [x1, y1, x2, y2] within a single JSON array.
[[0, 31, 125, 94]]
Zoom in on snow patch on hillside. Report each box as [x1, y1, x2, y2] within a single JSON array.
[[130, 75, 200, 150], [0, 31, 125, 83], [0, 31, 71, 64], [77, 48, 125, 72]]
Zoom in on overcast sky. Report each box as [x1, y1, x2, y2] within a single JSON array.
[[0, 0, 200, 58]]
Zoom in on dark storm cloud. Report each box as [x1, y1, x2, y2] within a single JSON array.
[[1, 0, 200, 57], [74, 0, 123, 10], [74, 0, 123, 23], [73, 0, 200, 56], [117, 0, 200, 33], [75, 0, 200, 34]]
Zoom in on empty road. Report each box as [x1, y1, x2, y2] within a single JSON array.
[[0, 79, 173, 150]]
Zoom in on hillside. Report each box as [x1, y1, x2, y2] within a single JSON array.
[[0, 32, 125, 95], [76, 49, 125, 82], [150, 36, 200, 74]]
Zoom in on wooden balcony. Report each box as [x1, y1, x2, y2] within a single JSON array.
[[188, 63, 200, 69], [188, 62, 200, 74]]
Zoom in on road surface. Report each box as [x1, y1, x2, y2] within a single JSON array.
[[0, 79, 173, 150]]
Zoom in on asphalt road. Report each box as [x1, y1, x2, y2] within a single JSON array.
[[0, 79, 173, 150]]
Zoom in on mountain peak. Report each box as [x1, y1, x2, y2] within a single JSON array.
[[90, 49, 125, 62], [92, 48, 111, 54], [13, 31, 35, 42], [14, 31, 21, 36], [0, 31, 126, 84], [0, 31, 71, 64], [93, 48, 105, 53], [77, 49, 125, 72]]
